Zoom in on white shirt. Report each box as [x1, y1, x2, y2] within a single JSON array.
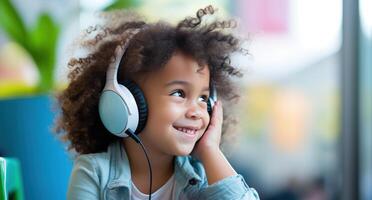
[[131, 174, 175, 200]]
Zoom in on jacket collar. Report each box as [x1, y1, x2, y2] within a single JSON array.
[[106, 141, 202, 190], [106, 141, 131, 190], [174, 155, 203, 185]]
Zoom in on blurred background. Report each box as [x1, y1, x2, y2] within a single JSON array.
[[0, 0, 370, 199]]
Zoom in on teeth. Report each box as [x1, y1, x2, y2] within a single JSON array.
[[176, 127, 196, 134]]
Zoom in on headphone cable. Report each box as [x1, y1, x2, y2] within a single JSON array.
[[125, 129, 153, 200]]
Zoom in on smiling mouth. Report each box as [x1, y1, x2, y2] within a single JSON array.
[[173, 126, 199, 135]]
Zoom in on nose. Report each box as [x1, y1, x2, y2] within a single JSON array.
[[185, 102, 203, 120]]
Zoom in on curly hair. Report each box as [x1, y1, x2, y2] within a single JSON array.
[[54, 5, 248, 155]]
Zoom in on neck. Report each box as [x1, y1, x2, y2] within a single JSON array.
[[123, 137, 174, 194]]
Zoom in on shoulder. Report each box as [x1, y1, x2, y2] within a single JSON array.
[[67, 153, 109, 200], [70, 152, 110, 187], [70, 142, 119, 187], [72, 141, 121, 174], [68, 145, 116, 199], [72, 152, 109, 174], [67, 141, 132, 200]]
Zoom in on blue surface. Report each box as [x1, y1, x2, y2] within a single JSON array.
[[0, 95, 72, 200]]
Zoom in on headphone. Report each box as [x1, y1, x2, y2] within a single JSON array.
[[98, 33, 218, 138]]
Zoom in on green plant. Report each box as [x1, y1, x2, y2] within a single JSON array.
[[103, 0, 138, 11], [0, 0, 59, 93]]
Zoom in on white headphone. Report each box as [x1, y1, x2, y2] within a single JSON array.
[[98, 30, 148, 138]]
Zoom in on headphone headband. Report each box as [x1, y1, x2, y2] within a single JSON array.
[[105, 29, 142, 84]]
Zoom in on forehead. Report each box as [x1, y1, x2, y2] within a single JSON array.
[[151, 52, 210, 83]]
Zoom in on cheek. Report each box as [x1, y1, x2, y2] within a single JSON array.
[[202, 108, 210, 124], [147, 101, 183, 126], [198, 110, 210, 134]]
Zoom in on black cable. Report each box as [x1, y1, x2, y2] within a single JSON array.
[[125, 129, 152, 200]]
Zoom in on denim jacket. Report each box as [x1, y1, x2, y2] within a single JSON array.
[[67, 141, 259, 200]]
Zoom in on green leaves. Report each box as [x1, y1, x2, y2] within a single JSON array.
[[0, 0, 60, 93], [0, 0, 28, 47], [0, 0, 138, 94], [28, 14, 60, 92], [103, 0, 138, 11]]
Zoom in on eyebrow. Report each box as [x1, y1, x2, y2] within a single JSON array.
[[165, 80, 209, 92]]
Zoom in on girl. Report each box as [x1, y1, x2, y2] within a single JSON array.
[[55, 5, 259, 200]]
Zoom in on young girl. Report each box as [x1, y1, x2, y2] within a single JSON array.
[[55, 5, 259, 200]]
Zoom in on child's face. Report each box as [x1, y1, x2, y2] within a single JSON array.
[[137, 52, 210, 156]]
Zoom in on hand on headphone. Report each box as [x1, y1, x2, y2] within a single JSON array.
[[192, 100, 223, 161]]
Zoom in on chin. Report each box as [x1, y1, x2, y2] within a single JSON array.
[[172, 145, 194, 156]]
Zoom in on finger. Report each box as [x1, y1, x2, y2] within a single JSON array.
[[217, 100, 223, 122]]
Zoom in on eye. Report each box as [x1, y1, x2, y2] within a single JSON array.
[[199, 95, 209, 103], [170, 89, 185, 98]]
